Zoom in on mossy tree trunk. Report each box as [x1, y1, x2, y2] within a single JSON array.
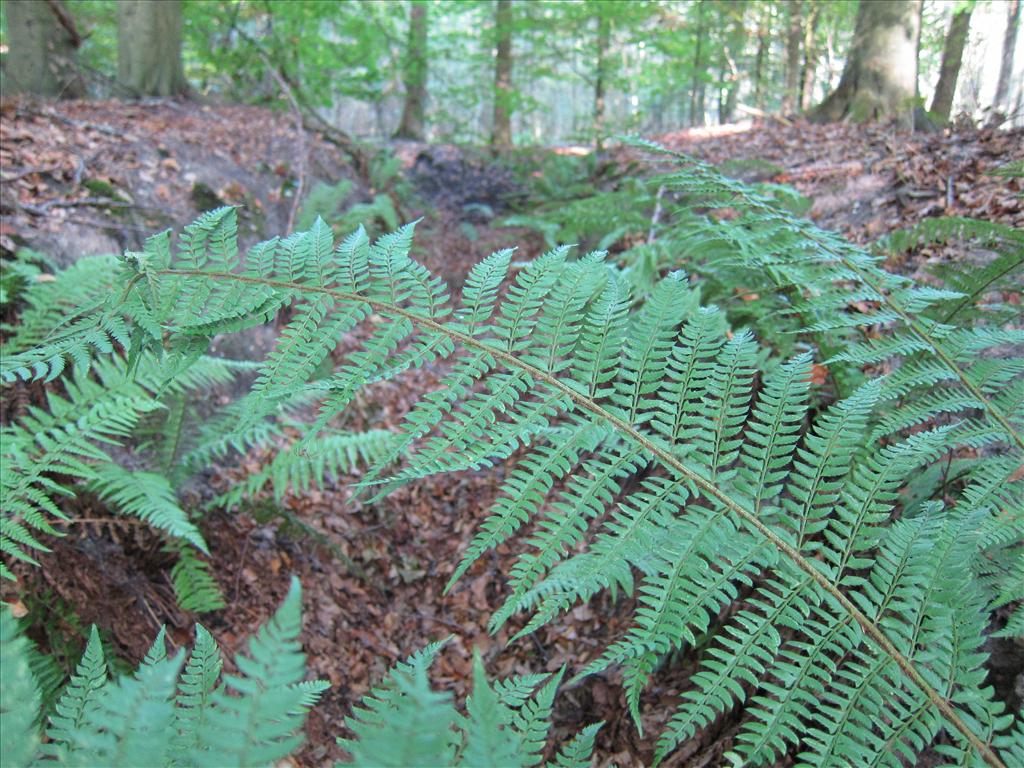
[[394, 1, 428, 140], [929, 5, 972, 123], [813, 0, 922, 129], [491, 0, 513, 151], [4, 0, 84, 98], [116, 0, 188, 97]]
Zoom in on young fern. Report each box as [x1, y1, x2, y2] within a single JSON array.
[[0, 578, 325, 767], [340, 639, 599, 767], [3, 151, 1020, 767]]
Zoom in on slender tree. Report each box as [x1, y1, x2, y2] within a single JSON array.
[[799, 1, 822, 110], [753, 3, 773, 110], [993, 0, 1021, 115], [930, 4, 973, 123], [395, 1, 429, 140], [783, 0, 803, 113], [721, 0, 748, 123], [689, 0, 707, 126], [4, 0, 84, 98], [491, 0, 513, 150], [593, 7, 611, 149], [117, 0, 188, 97], [814, 0, 923, 129]]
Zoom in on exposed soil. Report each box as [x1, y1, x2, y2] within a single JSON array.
[[1, 98, 1021, 767]]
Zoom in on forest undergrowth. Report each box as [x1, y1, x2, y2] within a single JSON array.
[[1, 99, 1022, 767]]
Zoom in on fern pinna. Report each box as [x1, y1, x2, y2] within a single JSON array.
[[1, 158, 1020, 766]]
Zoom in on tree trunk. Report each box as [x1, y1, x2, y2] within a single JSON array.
[[117, 0, 188, 97], [783, 0, 803, 113], [394, 2, 429, 140], [813, 0, 922, 129], [753, 4, 772, 110], [594, 10, 611, 150], [994, 0, 1021, 113], [4, 0, 84, 98], [491, 0, 513, 150], [929, 5, 972, 123], [690, 1, 706, 126], [721, 1, 747, 123], [799, 2, 821, 110]]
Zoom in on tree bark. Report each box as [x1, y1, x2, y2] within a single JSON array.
[[813, 0, 922, 129], [491, 0, 513, 150], [929, 5, 972, 123], [594, 9, 611, 149], [783, 0, 803, 113], [994, 0, 1021, 113], [395, 2, 429, 140], [4, 0, 84, 98], [117, 0, 188, 97]]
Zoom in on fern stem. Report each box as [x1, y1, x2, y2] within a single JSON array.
[[155, 269, 1006, 768]]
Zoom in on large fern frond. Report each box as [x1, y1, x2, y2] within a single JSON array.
[[18, 180, 1019, 767]]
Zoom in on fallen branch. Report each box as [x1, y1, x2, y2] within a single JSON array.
[[18, 197, 155, 216], [736, 103, 794, 127]]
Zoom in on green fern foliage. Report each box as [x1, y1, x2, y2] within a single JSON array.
[[339, 640, 599, 767], [0, 578, 324, 767], [5, 142, 1021, 767], [1, 603, 41, 765]]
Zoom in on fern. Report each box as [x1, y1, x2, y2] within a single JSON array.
[[0, 578, 324, 767], [1, 603, 41, 765], [339, 640, 599, 767], [6, 144, 1021, 767]]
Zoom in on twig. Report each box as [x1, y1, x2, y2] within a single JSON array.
[[255, 52, 306, 233], [1, 167, 61, 183], [21, 107, 125, 138], [413, 612, 462, 631], [66, 517, 149, 526], [18, 198, 159, 216]]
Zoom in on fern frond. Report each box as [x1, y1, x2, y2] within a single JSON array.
[[1, 603, 41, 766], [26, 187, 1018, 767], [88, 464, 206, 552], [45, 626, 109, 758], [169, 544, 226, 614], [340, 643, 590, 768], [190, 576, 321, 766]]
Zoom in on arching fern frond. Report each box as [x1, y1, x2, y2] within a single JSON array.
[[19, 188, 1020, 767]]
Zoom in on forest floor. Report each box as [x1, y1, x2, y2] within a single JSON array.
[[1, 98, 1022, 767]]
